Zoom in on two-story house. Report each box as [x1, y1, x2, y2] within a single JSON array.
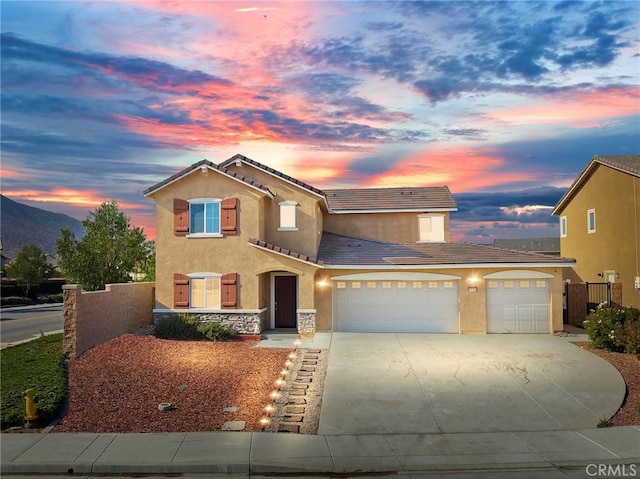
[[144, 154, 575, 335], [552, 155, 640, 309]]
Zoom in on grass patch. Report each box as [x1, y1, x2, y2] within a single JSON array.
[[1, 333, 67, 428]]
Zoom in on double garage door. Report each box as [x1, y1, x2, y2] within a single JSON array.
[[334, 279, 459, 333], [333, 274, 551, 333]]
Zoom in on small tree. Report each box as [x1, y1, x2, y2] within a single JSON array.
[[133, 240, 155, 282], [5, 244, 51, 297], [57, 201, 148, 291]]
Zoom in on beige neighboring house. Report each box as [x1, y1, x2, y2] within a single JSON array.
[[552, 154, 640, 309], [144, 154, 574, 335]]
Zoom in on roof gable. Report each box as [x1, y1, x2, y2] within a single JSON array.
[[325, 186, 457, 212], [143, 160, 274, 198], [219, 154, 326, 198], [552, 154, 640, 215]]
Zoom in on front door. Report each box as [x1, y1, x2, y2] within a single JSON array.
[[275, 276, 297, 328]]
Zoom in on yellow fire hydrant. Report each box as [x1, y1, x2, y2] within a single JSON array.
[[24, 389, 39, 422]]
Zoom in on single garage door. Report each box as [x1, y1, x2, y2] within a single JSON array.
[[334, 279, 458, 332], [486, 279, 550, 333]]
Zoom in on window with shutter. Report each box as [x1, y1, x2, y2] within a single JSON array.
[[221, 198, 238, 235], [173, 273, 189, 308], [221, 273, 238, 308], [174, 199, 189, 236]]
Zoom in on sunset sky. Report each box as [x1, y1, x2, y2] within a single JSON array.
[[2, 0, 638, 242]]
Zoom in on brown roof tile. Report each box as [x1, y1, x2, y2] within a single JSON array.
[[249, 238, 323, 266], [594, 155, 640, 176], [324, 186, 457, 211], [318, 233, 574, 266]]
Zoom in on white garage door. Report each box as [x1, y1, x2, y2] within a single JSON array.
[[486, 279, 550, 333], [334, 279, 458, 332]]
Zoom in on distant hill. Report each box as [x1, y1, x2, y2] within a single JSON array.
[[1, 195, 85, 261]]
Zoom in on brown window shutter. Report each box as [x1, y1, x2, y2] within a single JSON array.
[[174, 199, 189, 236], [221, 198, 238, 235], [221, 272, 238, 308], [174, 273, 189, 308]]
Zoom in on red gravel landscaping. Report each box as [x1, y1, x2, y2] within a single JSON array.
[[55, 334, 291, 433]]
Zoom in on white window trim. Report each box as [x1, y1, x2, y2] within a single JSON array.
[[560, 216, 567, 238], [278, 200, 298, 231], [188, 272, 222, 310], [417, 214, 445, 243], [587, 208, 596, 234], [187, 198, 222, 237]]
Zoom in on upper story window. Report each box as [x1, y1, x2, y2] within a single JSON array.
[[587, 208, 596, 234], [189, 198, 221, 236], [560, 216, 567, 238], [418, 214, 445, 242], [278, 201, 298, 231]]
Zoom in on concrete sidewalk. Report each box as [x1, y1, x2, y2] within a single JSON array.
[[2, 427, 638, 475]]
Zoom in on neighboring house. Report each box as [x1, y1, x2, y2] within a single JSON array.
[[552, 154, 640, 309], [144, 154, 575, 335], [493, 238, 560, 256]]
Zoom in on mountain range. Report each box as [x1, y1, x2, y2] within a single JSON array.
[[1, 195, 85, 260]]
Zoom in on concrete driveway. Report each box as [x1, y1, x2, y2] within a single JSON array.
[[317, 333, 625, 435]]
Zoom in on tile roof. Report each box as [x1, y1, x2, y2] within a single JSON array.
[[249, 238, 324, 266], [493, 237, 560, 253], [318, 233, 575, 267], [143, 160, 274, 197], [552, 154, 640, 214], [219, 154, 326, 197], [595, 155, 640, 176], [324, 186, 457, 211]]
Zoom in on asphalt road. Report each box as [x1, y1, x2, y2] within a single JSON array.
[[0, 305, 63, 344]]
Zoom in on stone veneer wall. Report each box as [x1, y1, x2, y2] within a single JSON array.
[[63, 283, 155, 359], [297, 311, 316, 334], [153, 310, 268, 335]]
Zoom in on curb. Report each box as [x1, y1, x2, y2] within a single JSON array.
[[1, 303, 63, 313]]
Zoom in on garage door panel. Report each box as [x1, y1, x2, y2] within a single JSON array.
[[487, 279, 550, 334], [334, 280, 458, 333]]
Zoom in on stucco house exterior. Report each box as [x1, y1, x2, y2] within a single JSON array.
[[552, 154, 640, 309], [144, 154, 575, 335]]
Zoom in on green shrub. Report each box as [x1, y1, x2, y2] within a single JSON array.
[[1, 296, 36, 307], [154, 313, 202, 340], [197, 322, 236, 341], [584, 305, 640, 354], [37, 294, 63, 304], [1, 333, 67, 428]]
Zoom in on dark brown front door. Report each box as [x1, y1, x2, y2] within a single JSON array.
[[275, 276, 297, 328]]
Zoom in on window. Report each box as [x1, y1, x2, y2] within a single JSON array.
[[443, 281, 454, 289], [381, 281, 392, 289], [412, 281, 423, 289], [487, 280, 498, 289], [418, 214, 445, 242], [560, 216, 567, 238], [366, 281, 377, 289], [397, 281, 407, 289], [190, 274, 221, 309], [189, 199, 221, 236], [428, 281, 438, 289], [279, 201, 298, 230], [519, 280, 530, 289], [587, 209, 596, 234], [336, 281, 346, 289], [351, 281, 361, 289]]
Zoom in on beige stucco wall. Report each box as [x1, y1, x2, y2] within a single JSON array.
[[63, 282, 155, 358], [558, 164, 640, 308], [224, 162, 324, 257], [313, 267, 564, 333], [324, 212, 451, 243]]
